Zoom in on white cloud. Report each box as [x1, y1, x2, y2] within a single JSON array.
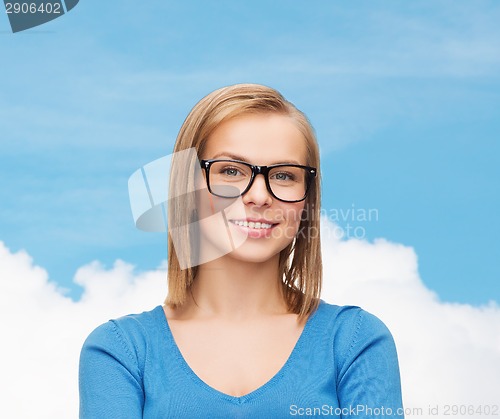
[[0, 242, 166, 419], [320, 219, 500, 415], [0, 218, 499, 418]]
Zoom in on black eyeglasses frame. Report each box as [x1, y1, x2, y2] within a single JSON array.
[[200, 159, 317, 203]]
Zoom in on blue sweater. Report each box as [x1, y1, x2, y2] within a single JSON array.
[[79, 300, 404, 418]]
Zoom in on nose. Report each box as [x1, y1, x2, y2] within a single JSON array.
[[242, 173, 272, 206]]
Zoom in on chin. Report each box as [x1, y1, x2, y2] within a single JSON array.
[[227, 241, 291, 264], [227, 250, 277, 264]]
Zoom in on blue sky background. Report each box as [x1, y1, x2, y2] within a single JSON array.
[[1, 0, 499, 305]]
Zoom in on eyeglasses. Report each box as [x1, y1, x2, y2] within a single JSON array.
[[200, 159, 317, 203]]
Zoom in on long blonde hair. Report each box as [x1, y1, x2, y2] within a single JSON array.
[[165, 84, 322, 320]]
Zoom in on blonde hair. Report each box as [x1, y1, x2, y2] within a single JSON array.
[[165, 83, 322, 320]]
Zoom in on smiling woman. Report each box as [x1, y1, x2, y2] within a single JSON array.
[[78, 84, 404, 418]]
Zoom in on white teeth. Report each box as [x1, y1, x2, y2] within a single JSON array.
[[232, 220, 273, 229]]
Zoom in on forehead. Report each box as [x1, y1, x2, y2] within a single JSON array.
[[203, 113, 307, 165]]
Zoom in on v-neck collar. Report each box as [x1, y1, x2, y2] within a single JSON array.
[[156, 301, 323, 404]]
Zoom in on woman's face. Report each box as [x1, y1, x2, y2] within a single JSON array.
[[196, 113, 308, 264]]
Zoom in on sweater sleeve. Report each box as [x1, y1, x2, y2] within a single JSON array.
[[336, 308, 404, 418], [79, 320, 145, 418]]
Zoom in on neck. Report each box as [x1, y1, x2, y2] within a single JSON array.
[[185, 254, 288, 321]]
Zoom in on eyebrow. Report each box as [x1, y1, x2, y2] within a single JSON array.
[[210, 152, 303, 166]]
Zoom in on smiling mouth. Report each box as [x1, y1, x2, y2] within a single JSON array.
[[229, 220, 278, 229]]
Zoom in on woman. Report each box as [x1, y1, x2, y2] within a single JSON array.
[[79, 84, 404, 418]]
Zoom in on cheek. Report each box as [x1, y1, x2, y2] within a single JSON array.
[[195, 174, 218, 219], [286, 202, 306, 224], [196, 189, 213, 219], [276, 203, 305, 237]]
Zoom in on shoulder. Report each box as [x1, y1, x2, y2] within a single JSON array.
[[315, 300, 397, 366], [81, 305, 164, 367], [84, 305, 163, 341], [315, 302, 403, 407], [316, 299, 391, 336], [79, 307, 164, 415]]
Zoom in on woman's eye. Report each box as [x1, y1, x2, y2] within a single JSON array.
[[221, 167, 241, 176], [273, 172, 294, 181]]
